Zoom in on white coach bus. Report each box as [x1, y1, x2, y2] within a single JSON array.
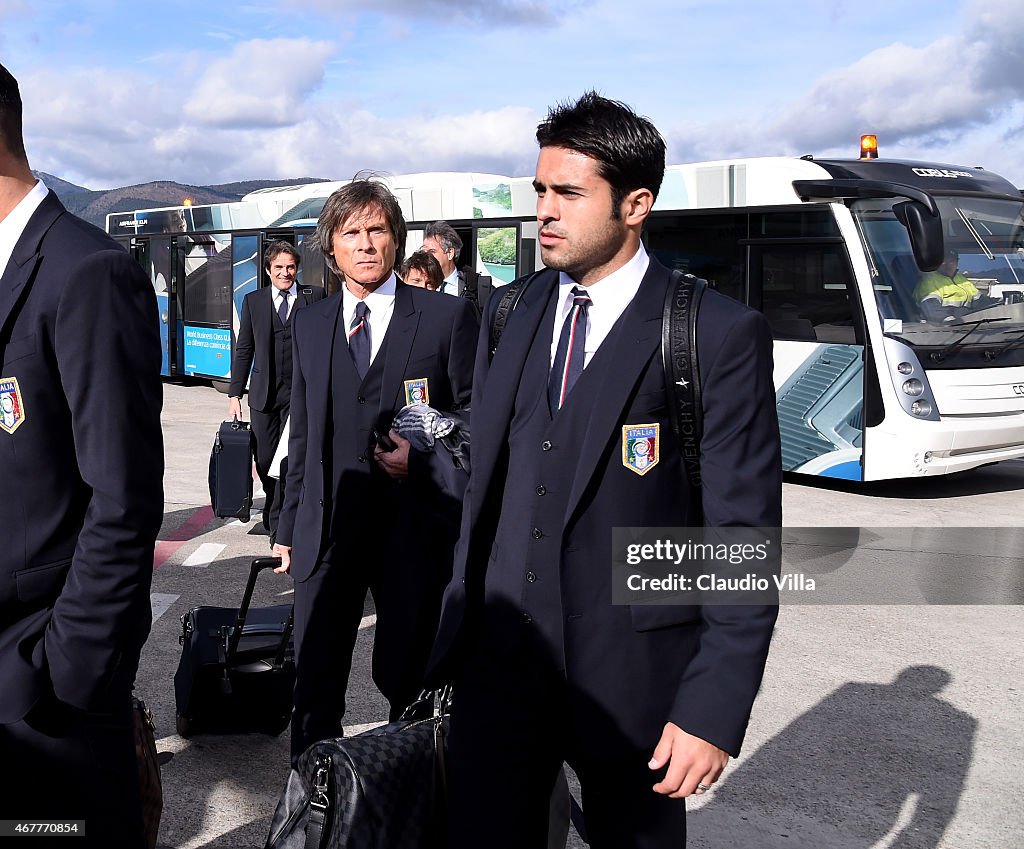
[[109, 143, 1024, 481]]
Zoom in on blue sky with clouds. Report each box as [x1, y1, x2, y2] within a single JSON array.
[[2, 0, 1021, 189]]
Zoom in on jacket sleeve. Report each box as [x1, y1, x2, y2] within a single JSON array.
[[229, 292, 256, 398], [45, 249, 164, 711], [670, 306, 782, 756]]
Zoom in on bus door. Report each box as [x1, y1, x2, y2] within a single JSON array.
[[173, 232, 233, 380], [748, 240, 866, 480], [127, 236, 175, 377]]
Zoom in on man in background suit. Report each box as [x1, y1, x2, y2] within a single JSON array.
[[274, 177, 478, 762], [228, 240, 325, 537], [0, 63, 163, 845], [422, 220, 493, 314], [429, 92, 782, 848]]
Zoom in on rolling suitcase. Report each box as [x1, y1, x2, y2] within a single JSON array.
[[209, 417, 255, 521], [174, 557, 295, 738]]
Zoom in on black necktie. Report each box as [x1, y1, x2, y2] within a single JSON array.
[[348, 301, 371, 379], [278, 290, 290, 324], [548, 286, 592, 412]]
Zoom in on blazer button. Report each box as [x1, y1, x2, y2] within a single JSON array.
[[521, 613, 532, 624], [357, 396, 366, 404], [541, 440, 552, 451], [318, 499, 323, 507], [357, 455, 366, 463], [535, 485, 546, 496], [526, 571, 537, 583], [531, 527, 543, 539]]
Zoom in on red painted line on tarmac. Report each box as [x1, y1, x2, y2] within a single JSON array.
[[153, 504, 216, 570]]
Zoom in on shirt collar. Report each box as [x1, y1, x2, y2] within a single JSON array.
[[0, 179, 48, 275], [343, 272, 397, 314], [557, 242, 649, 313], [273, 283, 296, 301], [441, 268, 459, 292]]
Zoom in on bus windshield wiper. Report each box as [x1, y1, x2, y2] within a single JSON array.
[[955, 208, 996, 260], [985, 327, 1024, 362], [929, 317, 1009, 363]]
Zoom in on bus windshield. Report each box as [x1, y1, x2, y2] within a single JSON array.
[[852, 196, 1024, 366]]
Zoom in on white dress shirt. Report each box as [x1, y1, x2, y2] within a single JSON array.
[[342, 273, 397, 365], [272, 283, 297, 321], [0, 179, 48, 280], [550, 243, 650, 368], [439, 268, 460, 297]]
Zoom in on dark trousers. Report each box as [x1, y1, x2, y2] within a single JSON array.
[[250, 402, 288, 532], [290, 542, 443, 763], [0, 693, 146, 848], [446, 636, 687, 849]]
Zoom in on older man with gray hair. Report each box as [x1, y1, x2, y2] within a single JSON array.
[[421, 220, 493, 312]]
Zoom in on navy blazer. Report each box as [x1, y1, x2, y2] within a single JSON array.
[[228, 283, 326, 409], [0, 191, 163, 722], [276, 281, 478, 582], [429, 257, 782, 755]]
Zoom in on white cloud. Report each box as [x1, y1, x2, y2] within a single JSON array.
[[183, 38, 336, 128], [665, 0, 1024, 184]]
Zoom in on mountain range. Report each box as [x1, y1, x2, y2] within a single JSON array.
[[34, 172, 334, 229]]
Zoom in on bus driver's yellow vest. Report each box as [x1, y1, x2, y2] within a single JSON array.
[[914, 271, 980, 306]]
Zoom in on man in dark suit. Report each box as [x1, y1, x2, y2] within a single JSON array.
[[273, 178, 478, 762], [228, 240, 325, 536], [422, 220, 493, 314], [429, 92, 782, 848], [0, 63, 163, 845]]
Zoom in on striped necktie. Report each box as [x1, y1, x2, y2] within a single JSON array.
[[348, 301, 370, 379], [548, 286, 592, 412]]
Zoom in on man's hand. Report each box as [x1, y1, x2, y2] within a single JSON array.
[[272, 544, 291, 574], [227, 396, 243, 420], [373, 429, 410, 480], [648, 722, 729, 797]]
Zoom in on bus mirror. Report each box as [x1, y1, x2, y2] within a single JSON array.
[[893, 200, 944, 272]]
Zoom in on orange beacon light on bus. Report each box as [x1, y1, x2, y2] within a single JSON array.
[[860, 134, 879, 160]]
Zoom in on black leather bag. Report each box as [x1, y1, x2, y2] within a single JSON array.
[[265, 689, 450, 849]]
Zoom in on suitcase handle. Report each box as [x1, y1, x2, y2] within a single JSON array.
[[226, 558, 291, 661]]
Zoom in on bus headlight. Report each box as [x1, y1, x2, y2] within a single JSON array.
[[897, 362, 914, 375], [902, 378, 924, 397], [911, 400, 932, 417]]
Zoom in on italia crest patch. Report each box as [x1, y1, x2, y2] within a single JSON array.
[[622, 423, 659, 476], [404, 378, 430, 406], [0, 376, 26, 435]]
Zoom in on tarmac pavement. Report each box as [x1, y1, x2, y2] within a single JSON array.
[[145, 380, 1023, 848]]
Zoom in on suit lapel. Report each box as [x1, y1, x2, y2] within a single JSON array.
[[562, 261, 670, 525], [307, 295, 345, 445], [377, 282, 420, 417], [471, 270, 559, 519], [0, 192, 63, 339]]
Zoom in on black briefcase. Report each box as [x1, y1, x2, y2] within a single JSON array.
[[265, 690, 450, 849], [209, 417, 254, 521], [174, 557, 294, 738]]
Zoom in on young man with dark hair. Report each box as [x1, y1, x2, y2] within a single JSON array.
[[429, 92, 782, 847], [228, 239, 325, 539], [0, 62, 164, 846], [401, 249, 444, 291], [273, 176, 479, 762]]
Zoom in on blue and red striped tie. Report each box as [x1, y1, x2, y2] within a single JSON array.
[[348, 301, 370, 379], [548, 286, 592, 413]]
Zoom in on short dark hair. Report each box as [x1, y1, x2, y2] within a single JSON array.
[[536, 91, 665, 211], [423, 221, 463, 257], [315, 173, 407, 277], [0, 63, 28, 162], [264, 239, 300, 270], [400, 250, 444, 290]]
